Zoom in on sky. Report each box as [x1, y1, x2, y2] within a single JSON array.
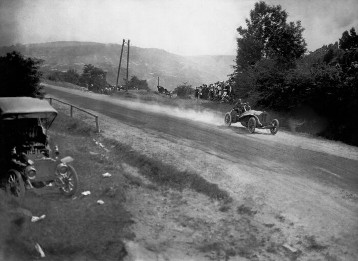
[[0, 0, 357, 56]]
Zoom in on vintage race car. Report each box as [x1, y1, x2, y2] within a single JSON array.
[[224, 103, 279, 135]]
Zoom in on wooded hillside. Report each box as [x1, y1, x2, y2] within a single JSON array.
[[0, 42, 234, 90], [231, 1, 358, 145]]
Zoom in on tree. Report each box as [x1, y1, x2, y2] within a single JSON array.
[[63, 69, 80, 85], [231, 1, 307, 102], [173, 83, 194, 98], [124, 76, 150, 91], [80, 64, 108, 92], [338, 28, 358, 71], [339, 27, 358, 51], [235, 1, 306, 70], [0, 51, 44, 97]]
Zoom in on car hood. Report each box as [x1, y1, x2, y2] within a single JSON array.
[[240, 110, 264, 117]]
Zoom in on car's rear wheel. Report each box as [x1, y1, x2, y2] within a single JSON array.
[[270, 119, 279, 135], [224, 113, 232, 127], [248, 117, 256, 134]]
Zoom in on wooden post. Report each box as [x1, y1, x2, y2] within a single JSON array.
[[116, 39, 126, 88], [95, 116, 100, 133], [49, 98, 52, 105], [70, 106, 73, 117], [126, 39, 130, 92]]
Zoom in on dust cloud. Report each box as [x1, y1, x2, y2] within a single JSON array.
[[108, 97, 224, 126], [51, 86, 226, 126]]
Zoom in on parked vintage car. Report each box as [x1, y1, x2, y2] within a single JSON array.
[[0, 97, 78, 198], [224, 103, 279, 135]]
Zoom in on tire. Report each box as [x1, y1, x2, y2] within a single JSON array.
[[5, 170, 25, 198], [58, 165, 78, 197], [270, 119, 279, 135], [248, 117, 256, 134], [224, 112, 232, 127]]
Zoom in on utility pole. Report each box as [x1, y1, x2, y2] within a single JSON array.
[[157, 76, 159, 87], [116, 39, 126, 88], [126, 39, 130, 92]]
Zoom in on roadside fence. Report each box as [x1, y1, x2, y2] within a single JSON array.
[[46, 97, 100, 133]]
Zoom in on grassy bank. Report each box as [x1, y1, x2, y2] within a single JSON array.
[[0, 113, 133, 261], [0, 106, 231, 260]]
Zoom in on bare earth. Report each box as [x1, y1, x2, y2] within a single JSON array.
[[44, 84, 358, 261]]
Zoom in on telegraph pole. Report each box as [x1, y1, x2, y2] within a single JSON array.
[[126, 39, 130, 92], [116, 39, 126, 88]]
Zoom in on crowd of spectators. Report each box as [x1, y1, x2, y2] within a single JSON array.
[[194, 81, 236, 103]]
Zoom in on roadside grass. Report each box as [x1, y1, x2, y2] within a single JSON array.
[[106, 138, 231, 202], [1, 109, 232, 260], [304, 235, 328, 251], [0, 113, 134, 261], [42, 79, 86, 91], [197, 217, 266, 260], [237, 204, 258, 216]]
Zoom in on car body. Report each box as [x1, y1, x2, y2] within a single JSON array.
[[224, 104, 279, 135], [0, 97, 78, 197]]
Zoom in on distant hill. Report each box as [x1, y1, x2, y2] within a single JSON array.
[[0, 41, 235, 90]]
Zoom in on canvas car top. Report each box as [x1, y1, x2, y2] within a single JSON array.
[[0, 97, 57, 119]]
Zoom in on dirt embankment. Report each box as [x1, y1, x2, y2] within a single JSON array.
[[44, 85, 358, 261], [94, 111, 358, 261]]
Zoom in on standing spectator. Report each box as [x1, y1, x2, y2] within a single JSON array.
[[195, 87, 199, 99]]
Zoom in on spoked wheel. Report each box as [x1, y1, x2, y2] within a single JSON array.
[[270, 119, 279, 135], [224, 112, 232, 127], [247, 117, 256, 134], [5, 170, 25, 198], [58, 165, 78, 197]]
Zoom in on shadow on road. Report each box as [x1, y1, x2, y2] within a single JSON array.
[[217, 125, 273, 136]]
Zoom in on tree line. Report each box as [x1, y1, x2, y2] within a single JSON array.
[[231, 1, 358, 145], [46, 64, 150, 92], [0, 51, 44, 98], [0, 51, 150, 98]]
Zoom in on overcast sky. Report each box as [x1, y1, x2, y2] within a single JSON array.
[[1, 0, 357, 56]]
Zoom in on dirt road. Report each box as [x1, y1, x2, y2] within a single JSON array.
[[44, 84, 358, 260]]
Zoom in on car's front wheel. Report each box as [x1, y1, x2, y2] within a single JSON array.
[[58, 165, 78, 197], [270, 119, 279, 135], [248, 117, 256, 134], [224, 112, 232, 127]]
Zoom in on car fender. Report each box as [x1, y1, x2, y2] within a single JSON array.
[[238, 110, 264, 127], [230, 110, 238, 123], [61, 156, 74, 164]]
